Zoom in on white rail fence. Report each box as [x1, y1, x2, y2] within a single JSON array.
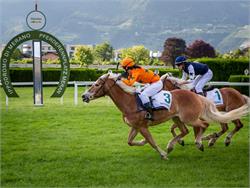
[[1, 81, 249, 106]]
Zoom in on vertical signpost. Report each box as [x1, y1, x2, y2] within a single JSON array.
[[33, 40, 43, 105], [26, 3, 46, 106]]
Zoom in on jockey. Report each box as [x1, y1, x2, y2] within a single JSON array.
[[120, 57, 163, 120], [175, 56, 213, 96]]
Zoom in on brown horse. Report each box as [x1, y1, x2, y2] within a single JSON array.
[[82, 73, 248, 159], [161, 73, 250, 146]]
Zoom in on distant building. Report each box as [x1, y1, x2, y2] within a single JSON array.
[[149, 50, 162, 58], [42, 52, 59, 61], [22, 44, 32, 56], [65, 44, 93, 58], [20, 43, 93, 58]]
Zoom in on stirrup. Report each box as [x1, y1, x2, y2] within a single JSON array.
[[197, 92, 205, 96], [145, 112, 153, 120]]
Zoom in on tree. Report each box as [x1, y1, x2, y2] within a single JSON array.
[[93, 42, 113, 63], [186, 40, 216, 58], [120, 45, 150, 65], [74, 46, 94, 67], [11, 48, 22, 60], [160, 37, 186, 68]]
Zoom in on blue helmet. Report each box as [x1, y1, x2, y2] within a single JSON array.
[[175, 56, 187, 65]]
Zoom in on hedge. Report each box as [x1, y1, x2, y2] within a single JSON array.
[[8, 68, 180, 82], [228, 75, 250, 95], [195, 58, 249, 81]]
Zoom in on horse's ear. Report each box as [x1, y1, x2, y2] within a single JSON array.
[[108, 70, 113, 74]]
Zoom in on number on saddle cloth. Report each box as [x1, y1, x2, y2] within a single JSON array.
[[135, 91, 172, 111], [206, 88, 223, 106]]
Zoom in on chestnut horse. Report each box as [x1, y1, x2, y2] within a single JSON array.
[[82, 73, 248, 159], [161, 73, 250, 146]]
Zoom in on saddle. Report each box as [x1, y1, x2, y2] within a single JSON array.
[[191, 85, 215, 97], [135, 91, 172, 112], [191, 87, 223, 106], [203, 85, 215, 96]]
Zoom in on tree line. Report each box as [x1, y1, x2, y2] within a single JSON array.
[[9, 38, 250, 68]]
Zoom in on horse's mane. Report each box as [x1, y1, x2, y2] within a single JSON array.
[[108, 73, 136, 94], [161, 73, 192, 90]]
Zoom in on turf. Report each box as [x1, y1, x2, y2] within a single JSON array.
[[1, 87, 249, 187]]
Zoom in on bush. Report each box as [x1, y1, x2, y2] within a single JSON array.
[[228, 75, 250, 95], [194, 58, 249, 81], [10, 59, 33, 64], [9, 68, 180, 82]]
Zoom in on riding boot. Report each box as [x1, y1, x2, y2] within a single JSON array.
[[144, 102, 154, 120]]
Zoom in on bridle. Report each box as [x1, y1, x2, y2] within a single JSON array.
[[92, 75, 120, 96], [163, 75, 180, 89]]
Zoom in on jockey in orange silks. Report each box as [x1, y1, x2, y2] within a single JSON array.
[[120, 57, 163, 120]]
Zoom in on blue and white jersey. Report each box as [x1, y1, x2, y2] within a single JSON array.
[[182, 62, 209, 80]]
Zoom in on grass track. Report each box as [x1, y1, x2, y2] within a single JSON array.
[[1, 87, 249, 187]]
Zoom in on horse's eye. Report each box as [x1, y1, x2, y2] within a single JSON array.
[[95, 84, 99, 87]]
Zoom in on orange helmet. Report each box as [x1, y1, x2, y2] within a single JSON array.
[[121, 57, 135, 69]]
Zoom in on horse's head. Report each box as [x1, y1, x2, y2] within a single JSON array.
[[82, 73, 110, 103], [161, 73, 193, 91], [161, 73, 181, 91]]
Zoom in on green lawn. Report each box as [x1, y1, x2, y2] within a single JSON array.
[[1, 87, 249, 187]]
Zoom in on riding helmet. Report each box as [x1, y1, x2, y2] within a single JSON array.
[[175, 56, 187, 65], [121, 57, 135, 69]]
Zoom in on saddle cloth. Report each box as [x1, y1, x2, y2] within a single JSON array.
[[137, 90, 172, 111], [206, 88, 223, 106]]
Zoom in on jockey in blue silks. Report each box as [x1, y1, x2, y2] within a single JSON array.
[[175, 56, 213, 96]]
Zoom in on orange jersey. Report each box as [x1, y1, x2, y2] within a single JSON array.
[[122, 67, 160, 86]]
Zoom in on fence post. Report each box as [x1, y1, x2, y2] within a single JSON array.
[[6, 95, 8, 107], [74, 81, 78, 105], [60, 96, 63, 105]]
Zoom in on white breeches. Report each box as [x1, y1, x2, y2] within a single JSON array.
[[139, 80, 163, 104], [192, 69, 213, 93]]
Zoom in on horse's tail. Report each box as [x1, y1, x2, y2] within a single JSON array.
[[201, 96, 249, 123], [243, 95, 250, 109]]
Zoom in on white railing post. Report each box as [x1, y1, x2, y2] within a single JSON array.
[[74, 81, 78, 105], [6, 95, 8, 107], [60, 96, 63, 105]]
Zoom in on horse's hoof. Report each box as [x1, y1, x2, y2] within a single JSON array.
[[225, 141, 231, 147], [208, 138, 216, 147], [167, 147, 174, 154], [161, 155, 169, 160], [178, 140, 185, 146], [199, 145, 204, 152], [225, 137, 231, 147], [196, 143, 204, 152]]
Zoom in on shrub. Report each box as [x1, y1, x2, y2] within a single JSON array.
[[228, 75, 250, 95], [9, 68, 180, 82], [194, 58, 249, 81]]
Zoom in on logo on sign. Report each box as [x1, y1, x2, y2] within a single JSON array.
[[26, 10, 46, 30]]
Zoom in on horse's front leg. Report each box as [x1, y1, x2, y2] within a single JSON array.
[[139, 127, 168, 160], [128, 127, 148, 146]]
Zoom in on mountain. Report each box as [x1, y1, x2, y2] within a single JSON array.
[[1, 0, 249, 53]]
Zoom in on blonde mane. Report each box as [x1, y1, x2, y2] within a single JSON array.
[[108, 73, 136, 94], [161, 73, 192, 90]]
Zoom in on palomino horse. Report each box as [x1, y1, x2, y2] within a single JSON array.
[[161, 73, 250, 146], [82, 73, 248, 159]]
